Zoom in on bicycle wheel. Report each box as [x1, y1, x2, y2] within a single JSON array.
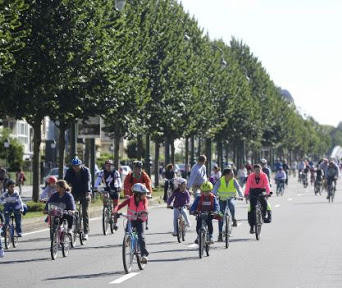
[[225, 215, 230, 249], [11, 231, 18, 248], [198, 230, 205, 259], [4, 227, 11, 249], [255, 206, 262, 241], [78, 216, 84, 246], [50, 229, 58, 260], [62, 232, 71, 257], [136, 241, 146, 271], [109, 209, 114, 234], [176, 218, 181, 243], [122, 234, 134, 274], [205, 240, 210, 256], [331, 187, 335, 203], [102, 207, 109, 235], [181, 219, 186, 242]]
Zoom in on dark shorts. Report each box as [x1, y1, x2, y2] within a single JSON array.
[[108, 190, 119, 200]]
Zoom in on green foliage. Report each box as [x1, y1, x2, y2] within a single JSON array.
[[0, 128, 23, 171], [26, 200, 45, 212]]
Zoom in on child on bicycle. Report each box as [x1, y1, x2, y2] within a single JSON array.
[[0, 180, 26, 237], [275, 167, 286, 192], [44, 180, 76, 234], [190, 181, 219, 244], [40, 176, 57, 201], [167, 178, 191, 236], [114, 183, 149, 264]]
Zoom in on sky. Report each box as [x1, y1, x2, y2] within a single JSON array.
[[179, 0, 342, 127]]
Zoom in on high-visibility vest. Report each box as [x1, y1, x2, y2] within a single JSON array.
[[127, 197, 148, 222], [217, 177, 236, 200]]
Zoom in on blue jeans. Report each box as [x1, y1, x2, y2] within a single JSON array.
[[4, 208, 22, 235], [218, 199, 235, 233], [127, 220, 149, 257]]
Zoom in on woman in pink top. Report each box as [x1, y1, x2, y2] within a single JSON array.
[[244, 164, 272, 234]]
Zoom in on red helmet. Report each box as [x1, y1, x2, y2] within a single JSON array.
[[47, 176, 57, 184]]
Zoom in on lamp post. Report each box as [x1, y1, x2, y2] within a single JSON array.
[[4, 139, 10, 170], [51, 140, 56, 168]]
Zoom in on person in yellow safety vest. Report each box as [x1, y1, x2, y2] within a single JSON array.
[[213, 168, 244, 242]]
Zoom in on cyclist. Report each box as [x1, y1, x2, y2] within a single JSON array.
[[114, 183, 150, 264], [64, 157, 91, 240], [260, 159, 271, 184], [0, 166, 9, 194], [210, 165, 222, 184], [44, 180, 76, 234], [275, 167, 286, 194], [40, 176, 57, 201], [213, 168, 243, 242], [187, 155, 207, 197], [163, 164, 175, 202], [325, 160, 339, 199], [0, 180, 25, 237], [282, 161, 289, 185], [95, 160, 122, 230], [167, 178, 191, 236], [244, 164, 271, 234], [190, 181, 219, 244], [124, 161, 152, 198]]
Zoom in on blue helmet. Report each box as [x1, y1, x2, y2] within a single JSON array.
[[71, 157, 82, 166]]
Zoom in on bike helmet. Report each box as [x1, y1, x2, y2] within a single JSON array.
[[200, 181, 213, 192], [6, 179, 15, 187], [133, 160, 143, 168], [260, 159, 267, 164], [71, 156, 82, 166], [177, 178, 187, 185], [47, 176, 57, 184], [105, 159, 113, 165], [132, 183, 149, 194]]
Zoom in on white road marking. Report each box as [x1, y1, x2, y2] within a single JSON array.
[[237, 222, 243, 226], [297, 194, 303, 196], [275, 204, 280, 208], [23, 228, 49, 236], [187, 243, 198, 248], [287, 198, 293, 201], [109, 272, 140, 284]]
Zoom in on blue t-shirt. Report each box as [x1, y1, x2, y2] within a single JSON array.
[[46, 192, 76, 211]]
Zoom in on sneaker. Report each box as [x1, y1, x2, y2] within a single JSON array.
[[172, 232, 177, 237], [217, 233, 223, 242], [17, 233, 22, 237], [113, 224, 118, 231], [209, 236, 214, 244], [249, 227, 254, 234], [141, 256, 148, 264], [83, 233, 88, 240], [194, 238, 199, 244], [232, 219, 237, 227], [67, 228, 73, 234], [0, 249, 4, 258]]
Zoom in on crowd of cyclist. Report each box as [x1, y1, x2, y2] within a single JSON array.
[[0, 154, 339, 262]]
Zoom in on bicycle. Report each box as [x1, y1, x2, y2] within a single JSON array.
[[168, 206, 187, 243], [275, 179, 285, 196], [100, 189, 115, 235], [3, 209, 20, 249], [195, 211, 214, 259], [221, 197, 243, 249], [117, 212, 148, 274], [327, 178, 336, 203], [71, 201, 85, 247], [250, 191, 272, 241], [314, 179, 322, 195], [48, 203, 73, 260], [301, 172, 308, 188]]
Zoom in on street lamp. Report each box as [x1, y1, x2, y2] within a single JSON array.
[[51, 140, 56, 168], [4, 139, 10, 169], [115, 0, 126, 11]]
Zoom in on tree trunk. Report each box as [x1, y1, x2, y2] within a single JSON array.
[[164, 137, 170, 165], [170, 137, 175, 165], [197, 137, 201, 158], [185, 137, 189, 178], [90, 138, 96, 188], [58, 124, 66, 179], [84, 139, 90, 167], [114, 134, 120, 170], [70, 120, 77, 161], [154, 141, 159, 187], [137, 135, 143, 160], [144, 134, 150, 176], [190, 135, 195, 166], [32, 119, 42, 202], [205, 138, 211, 177]]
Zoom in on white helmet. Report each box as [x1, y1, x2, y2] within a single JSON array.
[[132, 183, 149, 194], [177, 178, 187, 185], [261, 159, 267, 164]]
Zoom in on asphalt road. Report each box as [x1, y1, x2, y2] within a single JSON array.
[[1, 177, 342, 288]]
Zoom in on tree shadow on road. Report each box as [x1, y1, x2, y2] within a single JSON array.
[[44, 271, 123, 281], [145, 232, 172, 236], [20, 237, 48, 243], [0, 257, 49, 265], [293, 201, 342, 205], [75, 243, 121, 250], [229, 238, 253, 243], [150, 248, 194, 254], [148, 240, 177, 246]]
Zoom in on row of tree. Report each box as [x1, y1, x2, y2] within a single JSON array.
[[0, 0, 332, 201]]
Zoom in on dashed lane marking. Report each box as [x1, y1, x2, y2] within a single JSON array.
[[109, 272, 140, 284], [287, 198, 293, 201], [275, 204, 280, 208]]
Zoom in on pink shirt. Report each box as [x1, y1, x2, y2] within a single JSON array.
[[244, 172, 271, 196]]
